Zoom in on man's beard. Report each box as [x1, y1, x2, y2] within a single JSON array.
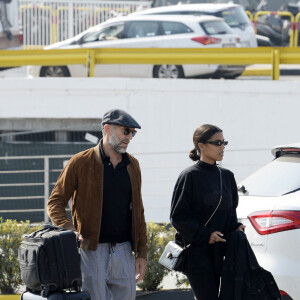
[[108, 129, 127, 154]]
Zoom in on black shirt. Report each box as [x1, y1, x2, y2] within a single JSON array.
[[170, 160, 240, 244], [99, 140, 132, 243], [170, 160, 242, 273]]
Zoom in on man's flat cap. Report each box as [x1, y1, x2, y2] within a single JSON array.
[[101, 109, 141, 129]]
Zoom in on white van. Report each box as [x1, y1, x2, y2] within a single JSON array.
[[133, 3, 257, 78]]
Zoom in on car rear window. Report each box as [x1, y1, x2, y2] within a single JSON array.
[[215, 7, 250, 28], [200, 20, 232, 35], [161, 21, 193, 35], [238, 155, 300, 196]]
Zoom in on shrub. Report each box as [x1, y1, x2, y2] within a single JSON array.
[[0, 218, 41, 294], [175, 272, 190, 288], [137, 222, 176, 291]]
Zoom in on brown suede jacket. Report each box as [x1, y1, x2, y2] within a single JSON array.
[[47, 145, 148, 260]]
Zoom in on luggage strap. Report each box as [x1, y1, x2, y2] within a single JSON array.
[[53, 235, 68, 291]]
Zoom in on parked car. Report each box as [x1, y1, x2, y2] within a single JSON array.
[[237, 143, 300, 300], [132, 3, 257, 78], [28, 14, 240, 79]]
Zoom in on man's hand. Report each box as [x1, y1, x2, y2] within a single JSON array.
[[74, 231, 84, 242], [209, 231, 226, 244], [135, 258, 147, 283]]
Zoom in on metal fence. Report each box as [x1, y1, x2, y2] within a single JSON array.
[[0, 154, 71, 223], [18, 0, 152, 48], [0, 134, 100, 223]]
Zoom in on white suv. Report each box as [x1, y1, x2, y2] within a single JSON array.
[[237, 144, 300, 300], [28, 14, 240, 79], [133, 3, 257, 78]]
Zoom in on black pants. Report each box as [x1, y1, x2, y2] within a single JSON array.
[[184, 242, 224, 300], [186, 271, 220, 300]]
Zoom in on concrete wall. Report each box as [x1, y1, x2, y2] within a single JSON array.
[[0, 77, 299, 222]]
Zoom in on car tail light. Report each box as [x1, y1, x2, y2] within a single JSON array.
[[248, 210, 300, 235], [191, 36, 221, 45], [280, 290, 289, 296]]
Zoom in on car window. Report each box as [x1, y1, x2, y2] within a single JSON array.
[[238, 155, 300, 196], [161, 21, 193, 35], [81, 24, 125, 43], [126, 21, 160, 38], [215, 7, 250, 27], [200, 20, 232, 35]]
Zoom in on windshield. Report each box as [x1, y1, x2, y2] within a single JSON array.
[[215, 7, 251, 27], [200, 20, 233, 34], [239, 155, 300, 196]]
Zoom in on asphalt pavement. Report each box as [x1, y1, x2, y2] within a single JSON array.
[[242, 64, 300, 77]]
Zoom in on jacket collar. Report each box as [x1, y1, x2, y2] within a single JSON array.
[[94, 142, 132, 165], [93, 144, 102, 164]]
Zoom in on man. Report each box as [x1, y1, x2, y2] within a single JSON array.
[[47, 109, 148, 300]]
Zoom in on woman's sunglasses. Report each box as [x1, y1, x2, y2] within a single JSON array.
[[123, 127, 137, 137], [203, 140, 228, 146]]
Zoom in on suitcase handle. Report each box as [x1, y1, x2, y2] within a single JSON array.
[[28, 225, 66, 238]]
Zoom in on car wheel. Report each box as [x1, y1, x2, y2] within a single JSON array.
[[222, 71, 243, 80], [153, 65, 184, 79], [40, 66, 70, 77], [210, 74, 221, 79]]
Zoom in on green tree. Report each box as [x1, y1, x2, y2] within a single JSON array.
[[0, 218, 41, 294]]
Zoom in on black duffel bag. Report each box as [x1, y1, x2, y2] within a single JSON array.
[[18, 225, 82, 297]]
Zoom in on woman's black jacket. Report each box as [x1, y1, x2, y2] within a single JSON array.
[[170, 160, 241, 244], [170, 160, 242, 273]]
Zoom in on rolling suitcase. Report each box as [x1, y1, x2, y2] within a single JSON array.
[[20, 290, 91, 300], [18, 225, 82, 297]]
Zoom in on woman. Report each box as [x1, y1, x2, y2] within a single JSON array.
[[170, 124, 245, 300]]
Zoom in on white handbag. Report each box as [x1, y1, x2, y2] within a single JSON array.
[[158, 240, 188, 271], [159, 166, 223, 271]]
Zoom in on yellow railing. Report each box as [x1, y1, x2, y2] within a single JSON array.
[[294, 12, 300, 47], [245, 10, 253, 22], [1, 47, 300, 80]]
